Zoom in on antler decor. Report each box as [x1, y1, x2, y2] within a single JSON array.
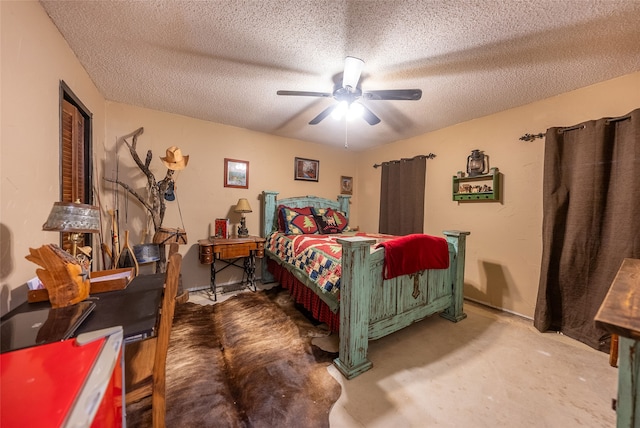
[[25, 244, 90, 308], [103, 127, 173, 233], [103, 127, 178, 271]]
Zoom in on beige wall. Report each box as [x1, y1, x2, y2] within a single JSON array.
[[356, 72, 640, 318], [103, 102, 360, 292], [1, 1, 106, 314]]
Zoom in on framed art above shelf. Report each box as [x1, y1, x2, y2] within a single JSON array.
[[452, 168, 501, 202]]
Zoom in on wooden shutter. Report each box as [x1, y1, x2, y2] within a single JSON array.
[[61, 99, 86, 252], [62, 99, 85, 203]]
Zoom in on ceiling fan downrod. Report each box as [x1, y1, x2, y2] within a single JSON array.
[[342, 56, 364, 90]]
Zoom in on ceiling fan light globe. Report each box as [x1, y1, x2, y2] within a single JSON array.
[[332, 101, 349, 120], [348, 102, 365, 120]]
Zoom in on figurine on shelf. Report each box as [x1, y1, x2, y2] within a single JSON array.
[[459, 184, 472, 193], [76, 245, 93, 272]]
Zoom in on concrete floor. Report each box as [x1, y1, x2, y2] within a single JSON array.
[[189, 286, 618, 427]]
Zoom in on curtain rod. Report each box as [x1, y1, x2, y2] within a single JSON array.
[[373, 153, 436, 168], [559, 124, 585, 133], [520, 114, 631, 141], [606, 114, 631, 125]]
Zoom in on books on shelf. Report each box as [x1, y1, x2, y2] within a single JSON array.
[[214, 218, 230, 238]]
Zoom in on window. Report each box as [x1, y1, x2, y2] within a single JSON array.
[[60, 81, 93, 249]]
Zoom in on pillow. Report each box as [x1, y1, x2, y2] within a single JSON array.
[[279, 206, 318, 234], [314, 213, 340, 234], [277, 204, 310, 232], [276, 204, 287, 232], [313, 207, 349, 233]]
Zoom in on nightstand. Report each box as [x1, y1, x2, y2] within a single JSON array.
[[198, 235, 266, 301]]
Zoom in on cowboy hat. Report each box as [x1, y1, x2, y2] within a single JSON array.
[[161, 146, 189, 170]]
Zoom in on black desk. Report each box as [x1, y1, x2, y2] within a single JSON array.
[[2, 273, 164, 344]]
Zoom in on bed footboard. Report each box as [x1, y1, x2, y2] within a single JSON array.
[[333, 237, 376, 379], [334, 230, 470, 379], [261, 190, 470, 379], [441, 230, 470, 323]]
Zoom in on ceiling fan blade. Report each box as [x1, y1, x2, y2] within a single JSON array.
[[363, 89, 422, 101], [277, 90, 331, 97], [343, 56, 364, 89], [359, 104, 381, 125], [309, 105, 337, 125]]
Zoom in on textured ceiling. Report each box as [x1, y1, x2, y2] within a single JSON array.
[[40, 0, 640, 150]]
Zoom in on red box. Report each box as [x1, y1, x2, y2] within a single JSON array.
[[214, 218, 230, 238], [1, 327, 124, 427]]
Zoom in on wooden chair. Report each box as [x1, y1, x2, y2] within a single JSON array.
[[167, 242, 179, 258], [168, 242, 189, 304], [125, 251, 182, 427]]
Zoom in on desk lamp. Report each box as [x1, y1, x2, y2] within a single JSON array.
[[42, 200, 100, 257], [234, 198, 252, 238]]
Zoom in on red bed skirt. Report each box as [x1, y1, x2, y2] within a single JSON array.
[[267, 258, 340, 332]]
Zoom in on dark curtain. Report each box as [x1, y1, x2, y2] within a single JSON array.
[[378, 156, 426, 235], [534, 108, 640, 352]]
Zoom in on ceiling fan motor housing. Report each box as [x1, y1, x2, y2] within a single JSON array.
[[333, 84, 362, 104]]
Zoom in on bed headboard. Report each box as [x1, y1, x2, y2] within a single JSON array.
[[262, 191, 351, 238]]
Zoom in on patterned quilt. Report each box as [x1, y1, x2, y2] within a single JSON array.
[[266, 232, 395, 295]]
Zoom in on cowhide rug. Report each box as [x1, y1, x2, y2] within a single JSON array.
[[126, 287, 341, 427]]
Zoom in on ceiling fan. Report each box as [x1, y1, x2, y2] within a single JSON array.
[[277, 56, 422, 126]]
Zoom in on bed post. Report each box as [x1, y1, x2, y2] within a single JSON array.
[[337, 194, 351, 218], [441, 230, 470, 322], [261, 191, 279, 283], [333, 236, 376, 379]]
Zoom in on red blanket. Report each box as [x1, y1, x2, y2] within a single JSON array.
[[375, 234, 449, 279]]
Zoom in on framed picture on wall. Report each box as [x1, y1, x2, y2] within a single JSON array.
[[224, 158, 249, 189], [340, 176, 353, 194], [294, 157, 319, 182]]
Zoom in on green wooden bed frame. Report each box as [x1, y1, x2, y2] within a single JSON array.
[[261, 191, 470, 379]]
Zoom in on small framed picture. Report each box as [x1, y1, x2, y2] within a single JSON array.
[[340, 176, 353, 195], [294, 157, 319, 182], [224, 158, 249, 189]]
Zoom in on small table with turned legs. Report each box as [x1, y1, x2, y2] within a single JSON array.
[[198, 236, 266, 301]]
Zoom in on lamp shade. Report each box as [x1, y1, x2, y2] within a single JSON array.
[[42, 201, 100, 233], [234, 198, 252, 213]]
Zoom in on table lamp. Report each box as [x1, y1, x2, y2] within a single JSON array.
[[234, 198, 252, 238], [42, 200, 100, 257], [26, 200, 100, 307]]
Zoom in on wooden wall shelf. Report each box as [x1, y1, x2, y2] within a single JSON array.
[[452, 169, 501, 202]]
